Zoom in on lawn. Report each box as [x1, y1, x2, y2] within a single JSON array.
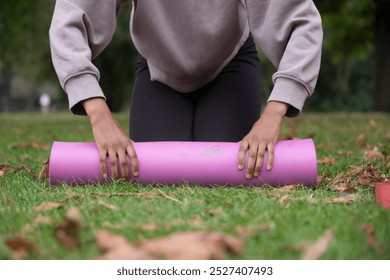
[[0, 112, 389, 260]]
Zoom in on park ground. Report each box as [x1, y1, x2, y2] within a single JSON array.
[[0, 112, 389, 260]]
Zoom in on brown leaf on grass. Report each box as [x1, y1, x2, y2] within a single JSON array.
[[0, 163, 12, 177], [33, 201, 62, 212], [355, 133, 366, 146], [7, 141, 49, 151], [5, 237, 38, 260], [368, 119, 377, 129], [386, 131, 390, 141], [96, 230, 243, 260], [96, 230, 151, 260], [54, 207, 83, 248], [350, 165, 387, 185], [15, 163, 32, 174], [363, 224, 384, 254], [38, 159, 50, 179], [139, 232, 243, 260], [301, 229, 333, 260], [331, 183, 349, 193], [318, 157, 336, 165], [364, 147, 385, 161], [325, 164, 384, 191], [280, 184, 301, 191]]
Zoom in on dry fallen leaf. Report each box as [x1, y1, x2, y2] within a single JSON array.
[[355, 134, 366, 146], [33, 201, 62, 212], [96, 230, 243, 260], [386, 131, 390, 141], [38, 158, 50, 179], [369, 119, 377, 129], [301, 229, 333, 260], [5, 236, 38, 260], [281, 184, 300, 191], [96, 230, 151, 260], [364, 147, 385, 161], [54, 207, 83, 248], [325, 164, 385, 191], [0, 163, 12, 177], [139, 232, 243, 260]]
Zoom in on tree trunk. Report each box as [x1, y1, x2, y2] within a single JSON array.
[[373, 0, 390, 112], [0, 66, 12, 112]]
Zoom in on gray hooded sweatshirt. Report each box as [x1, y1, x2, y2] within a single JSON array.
[[49, 0, 323, 117]]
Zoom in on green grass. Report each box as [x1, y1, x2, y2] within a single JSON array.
[[0, 112, 389, 260]]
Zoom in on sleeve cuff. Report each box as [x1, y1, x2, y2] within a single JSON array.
[[64, 74, 106, 115], [267, 78, 309, 118]]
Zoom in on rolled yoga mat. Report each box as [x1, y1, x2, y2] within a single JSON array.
[[49, 139, 318, 187]]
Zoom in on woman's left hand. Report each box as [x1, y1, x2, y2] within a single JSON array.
[[238, 101, 288, 179]]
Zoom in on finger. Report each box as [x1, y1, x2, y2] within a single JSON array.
[[117, 148, 129, 180], [266, 143, 275, 171], [246, 143, 259, 179], [126, 143, 139, 177], [99, 149, 108, 180], [108, 149, 119, 180], [254, 144, 266, 177], [238, 140, 249, 170]]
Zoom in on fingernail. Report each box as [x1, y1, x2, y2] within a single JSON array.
[[102, 174, 107, 179], [267, 165, 272, 171], [238, 164, 243, 170], [246, 174, 252, 179], [134, 171, 139, 177]]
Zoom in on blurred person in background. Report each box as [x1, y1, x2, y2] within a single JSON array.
[[39, 92, 51, 115]]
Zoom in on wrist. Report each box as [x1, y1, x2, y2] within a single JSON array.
[[264, 101, 289, 117], [82, 98, 111, 123]]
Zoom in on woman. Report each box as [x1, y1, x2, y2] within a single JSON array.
[[49, 0, 323, 181]]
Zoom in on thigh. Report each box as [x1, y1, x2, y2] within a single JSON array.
[[193, 37, 262, 142], [129, 56, 194, 141]]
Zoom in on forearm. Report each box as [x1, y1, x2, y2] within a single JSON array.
[[82, 97, 112, 123], [262, 101, 288, 119]]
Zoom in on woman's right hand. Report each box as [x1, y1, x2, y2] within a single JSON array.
[[82, 98, 139, 180]]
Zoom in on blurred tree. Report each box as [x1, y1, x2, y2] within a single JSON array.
[[0, 0, 58, 111], [373, 0, 390, 112], [316, 0, 374, 95], [315, 0, 389, 112], [0, 0, 137, 112]]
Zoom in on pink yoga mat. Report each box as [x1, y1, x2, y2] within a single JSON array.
[[49, 139, 318, 187]]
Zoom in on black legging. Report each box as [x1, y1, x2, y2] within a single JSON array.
[[129, 35, 262, 142]]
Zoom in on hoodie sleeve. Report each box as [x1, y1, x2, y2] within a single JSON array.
[[246, 0, 323, 117], [49, 0, 128, 115]]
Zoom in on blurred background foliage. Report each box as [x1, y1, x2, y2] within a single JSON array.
[[0, 0, 389, 113]]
